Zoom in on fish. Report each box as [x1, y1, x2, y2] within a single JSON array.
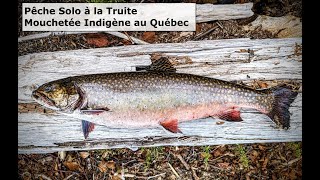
[[31, 60, 298, 139]]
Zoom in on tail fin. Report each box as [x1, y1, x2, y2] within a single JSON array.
[[267, 85, 298, 129]]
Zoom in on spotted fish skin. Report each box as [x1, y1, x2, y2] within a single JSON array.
[[32, 71, 298, 137], [75, 72, 271, 112]]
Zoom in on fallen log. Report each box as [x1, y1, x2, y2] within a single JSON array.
[[196, 3, 254, 22], [18, 37, 302, 154]]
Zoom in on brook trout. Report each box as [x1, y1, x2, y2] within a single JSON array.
[[32, 71, 298, 139]]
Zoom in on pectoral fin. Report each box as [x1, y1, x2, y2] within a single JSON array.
[[217, 107, 243, 121], [82, 120, 95, 139], [160, 119, 182, 133]]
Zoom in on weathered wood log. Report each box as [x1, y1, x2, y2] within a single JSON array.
[[18, 37, 302, 154], [196, 3, 254, 22]]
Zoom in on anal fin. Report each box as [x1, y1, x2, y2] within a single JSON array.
[[160, 119, 182, 133], [82, 120, 95, 139], [217, 107, 243, 121]]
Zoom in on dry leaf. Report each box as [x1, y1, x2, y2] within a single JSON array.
[[121, 39, 132, 45], [213, 150, 221, 157], [179, 32, 193, 37], [262, 157, 269, 169], [250, 150, 259, 162], [289, 170, 297, 180], [106, 161, 116, 170], [217, 162, 230, 169], [54, 162, 58, 171], [98, 161, 110, 173], [196, 24, 202, 34], [98, 161, 107, 173], [258, 145, 266, 151], [111, 175, 122, 180], [66, 154, 74, 162], [86, 34, 109, 47], [79, 152, 90, 159], [63, 161, 79, 171], [142, 32, 156, 43]]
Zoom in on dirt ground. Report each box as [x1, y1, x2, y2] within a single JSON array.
[[18, 0, 302, 179]]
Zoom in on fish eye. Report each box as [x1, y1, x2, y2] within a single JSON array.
[[44, 86, 52, 92], [44, 86, 53, 92]]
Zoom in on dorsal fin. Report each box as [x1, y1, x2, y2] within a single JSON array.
[[135, 54, 176, 72], [148, 57, 176, 72]]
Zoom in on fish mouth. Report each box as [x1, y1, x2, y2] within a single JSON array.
[[32, 91, 56, 108]]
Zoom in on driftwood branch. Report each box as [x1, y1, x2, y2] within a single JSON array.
[[18, 37, 302, 154], [196, 3, 254, 23], [18, 31, 149, 45]]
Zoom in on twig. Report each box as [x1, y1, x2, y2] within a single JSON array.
[[124, 174, 135, 178], [192, 25, 218, 40], [191, 167, 200, 180], [282, 157, 302, 166], [216, 21, 224, 30], [123, 159, 137, 166], [121, 163, 125, 180], [63, 173, 75, 180], [35, 174, 52, 180], [210, 165, 230, 172], [210, 152, 234, 162], [78, 43, 89, 49], [175, 154, 200, 180], [147, 173, 166, 179], [18, 31, 149, 45], [167, 162, 180, 179], [175, 154, 190, 170], [123, 31, 135, 44]]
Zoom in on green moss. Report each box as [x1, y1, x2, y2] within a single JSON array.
[[202, 146, 212, 168], [236, 144, 249, 169], [142, 147, 164, 171], [288, 142, 302, 158]]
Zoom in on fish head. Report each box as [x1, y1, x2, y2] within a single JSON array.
[[32, 78, 81, 112]]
